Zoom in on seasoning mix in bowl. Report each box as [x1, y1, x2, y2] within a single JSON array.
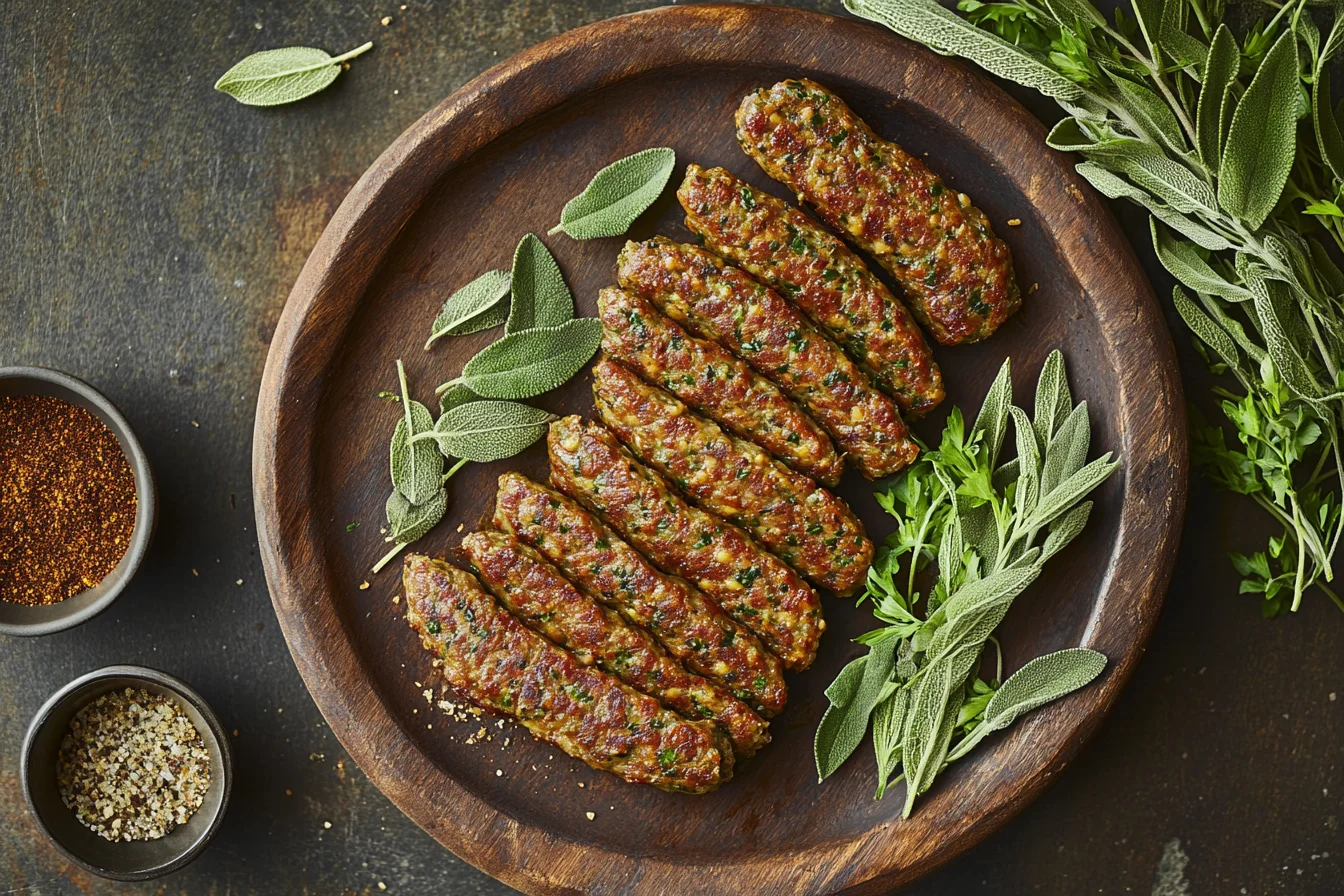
[[57, 687, 212, 842], [0, 367, 155, 636], [21, 665, 233, 881], [0, 395, 138, 605]]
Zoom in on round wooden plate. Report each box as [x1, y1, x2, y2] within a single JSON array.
[[253, 5, 1186, 893]]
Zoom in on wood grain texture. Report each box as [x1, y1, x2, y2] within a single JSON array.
[[252, 5, 1185, 894]]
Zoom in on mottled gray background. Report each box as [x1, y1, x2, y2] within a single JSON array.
[[2, 1, 1340, 894]]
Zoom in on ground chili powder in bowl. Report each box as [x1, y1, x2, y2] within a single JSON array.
[[0, 367, 155, 636]]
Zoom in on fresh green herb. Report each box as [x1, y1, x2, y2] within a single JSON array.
[[549, 148, 676, 239], [845, 0, 1344, 615], [814, 352, 1114, 815], [389, 360, 444, 506], [373, 485, 450, 574], [214, 42, 372, 107], [438, 318, 602, 400], [414, 400, 555, 462], [506, 235, 574, 335], [346, 522, 360, 533], [425, 270, 511, 348], [438, 383, 480, 417], [376, 390, 400, 401]]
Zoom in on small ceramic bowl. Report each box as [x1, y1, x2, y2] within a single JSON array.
[[21, 665, 233, 881], [0, 366, 156, 636]]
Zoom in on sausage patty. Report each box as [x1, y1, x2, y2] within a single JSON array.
[[462, 530, 768, 757], [493, 473, 787, 716], [616, 236, 918, 479], [402, 553, 732, 793], [547, 416, 824, 670], [736, 79, 1020, 345], [678, 164, 943, 416], [592, 358, 872, 596], [599, 286, 843, 487]]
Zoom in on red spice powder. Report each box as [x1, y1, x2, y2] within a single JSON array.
[[0, 395, 138, 605]]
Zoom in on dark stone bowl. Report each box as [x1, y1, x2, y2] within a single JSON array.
[[0, 366, 156, 635], [20, 665, 233, 881]]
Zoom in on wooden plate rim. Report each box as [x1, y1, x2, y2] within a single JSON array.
[[252, 5, 1188, 893]]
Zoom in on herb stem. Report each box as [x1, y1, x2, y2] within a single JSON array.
[[330, 41, 375, 66], [444, 458, 469, 482], [435, 378, 463, 396], [372, 541, 408, 574]]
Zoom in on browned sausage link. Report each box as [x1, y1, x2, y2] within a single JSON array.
[[599, 287, 843, 487], [678, 165, 944, 416], [616, 237, 918, 479], [493, 473, 788, 716], [461, 530, 769, 758], [402, 554, 731, 793], [592, 359, 873, 597], [736, 79, 1021, 345], [547, 416, 823, 670]]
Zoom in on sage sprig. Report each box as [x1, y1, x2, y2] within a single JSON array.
[[814, 351, 1116, 816], [844, 0, 1344, 616], [390, 360, 444, 506], [549, 147, 676, 239], [215, 42, 372, 107], [425, 270, 511, 348], [414, 400, 555, 463]]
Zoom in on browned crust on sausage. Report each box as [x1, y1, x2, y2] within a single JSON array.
[[493, 473, 788, 716], [736, 79, 1020, 345], [461, 530, 769, 758], [616, 236, 918, 479], [547, 417, 824, 670], [592, 358, 872, 596], [678, 164, 943, 416], [599, 286, 843, 486], [401, 554, 731, 793]]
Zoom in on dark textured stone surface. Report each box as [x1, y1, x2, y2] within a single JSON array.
[[1, 1, 1339, 893]]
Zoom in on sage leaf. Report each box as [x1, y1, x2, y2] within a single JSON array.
[[872, 688, 909, 798], [1314, 63, 1344, 185], [1218, 29, 1299, 229], [1040, 500, 1092, 562], [446, 318, 602, 400], [439, 382, 480, 416], [390, 361, 444, 505], [947, 648, 1107, 762], [425, 270, 510, 348], [1040, 403, 1091, 497], [424, 400, 554, 463], [550, 148, 676, 240], [1028, 454, 1118, 529], [815, 641, 896, 781], [506, 234, 573, 335], [1033, 349, 1071, 447], [215, 42, 372, 107], [1197, 25, 1238, 171], [1074, 161, 1232, 251], [385, 488, 448, 545], [844, 0, 1086, 102], [1010, 406, 1039, 519], [973, 358, 1013, 467], [1111, 77, 1187, 156], [900, 657, 959, 816], [1150, 220, 1252, 302]]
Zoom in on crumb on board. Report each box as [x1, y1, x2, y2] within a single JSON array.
[[359, 581, 370, 590], [1007, 218, 1021, 226], [381, 15, 392, 25], [1028, 282, 1039, 295], [586, 811, 595, 820]]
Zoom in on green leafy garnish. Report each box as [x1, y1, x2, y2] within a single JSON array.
[[549, 148, 676, 240], [215, 43, 372, 107], [814, 351, 1115, 815]]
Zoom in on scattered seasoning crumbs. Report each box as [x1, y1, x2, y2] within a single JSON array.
[[1028, 283, 1040, 295], [379, 884, 387, 892], [381, 16, 392, 25], [56, 688, 211, 842], [192, 569, 199, 577], [323, 821, 332, 829], [586, 811, 595, 821], [285, 789, 293, 796], [359, 581, 370, 590], [496, 769, 503, 777], [191, 420, 200, 428], [235, 579, 243, 586], [1007, 218, 1022, 226]]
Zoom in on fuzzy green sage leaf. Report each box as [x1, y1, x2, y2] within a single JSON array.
[[419, 400, 555, 463], [389, 361, 444, 505], [549, 147, 677, 240], [425, 270, 510, 348], [507, 235, 573, 335], [215, 42, 373, 107], [439, 318, 602, 400]]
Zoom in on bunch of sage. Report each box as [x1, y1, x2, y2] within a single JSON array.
[[843, 0, 1344, 616], [815, 352, 1115, 816], [375, 148, 677, 570]]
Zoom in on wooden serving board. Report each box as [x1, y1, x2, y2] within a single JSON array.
[[253, 5, 1186, 893]]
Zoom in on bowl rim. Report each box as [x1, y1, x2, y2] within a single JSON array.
[[19, 664, 234, 881], [0, 365, 157, 636]]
